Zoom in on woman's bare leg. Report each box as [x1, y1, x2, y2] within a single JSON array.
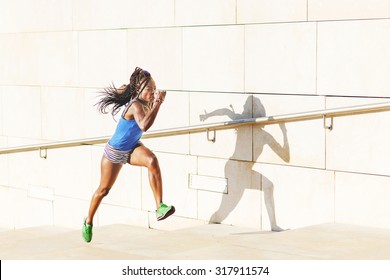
[[129, 144, 162, 209], [85, 156, 123, 225]]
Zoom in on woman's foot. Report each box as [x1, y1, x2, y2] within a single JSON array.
[[82, 218, 93, 242], [156, 202, 175, 221]]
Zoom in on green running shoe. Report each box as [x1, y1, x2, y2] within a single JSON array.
[[82, 218, 93, 243], [156, 202, 175, 221]]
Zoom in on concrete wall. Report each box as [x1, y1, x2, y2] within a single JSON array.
[[1, 0, 390, 231]]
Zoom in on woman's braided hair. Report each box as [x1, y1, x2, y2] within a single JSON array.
[[96, 67, 151, 116]]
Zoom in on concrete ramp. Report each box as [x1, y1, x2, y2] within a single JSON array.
[[1, 223, 390, 259]]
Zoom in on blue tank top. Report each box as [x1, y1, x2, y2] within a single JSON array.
[[108, 100, 144, 151]]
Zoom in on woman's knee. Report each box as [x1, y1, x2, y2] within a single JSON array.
[[96, 185, 111, 197], [146, 153, 160, 171]]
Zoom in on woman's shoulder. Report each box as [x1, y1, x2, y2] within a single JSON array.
[[126, 99, 147, 116], [122, 99, 140, 120], [132, 98, 150, 110], [129, 99, 144, 109]]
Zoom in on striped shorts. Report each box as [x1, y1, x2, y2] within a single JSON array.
[[103, 143, 132, 165]]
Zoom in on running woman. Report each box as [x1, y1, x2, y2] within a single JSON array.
[[82, 67, 175, 243]]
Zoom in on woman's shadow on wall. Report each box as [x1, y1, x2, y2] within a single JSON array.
[[199, 96, 290, 232]]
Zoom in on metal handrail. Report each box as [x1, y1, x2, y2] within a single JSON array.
[[1, 101, 390, 156]]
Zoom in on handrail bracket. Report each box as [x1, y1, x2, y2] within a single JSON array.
[[39, 147, 47, 159], [207, 129, 216, 143], [323, 115, 333, 131]]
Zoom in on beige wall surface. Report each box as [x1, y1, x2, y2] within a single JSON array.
[[1, 0, 390, 231]]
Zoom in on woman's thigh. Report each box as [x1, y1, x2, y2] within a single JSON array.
[[100, 156, 123, 188], [128, 143, 155, 167]]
